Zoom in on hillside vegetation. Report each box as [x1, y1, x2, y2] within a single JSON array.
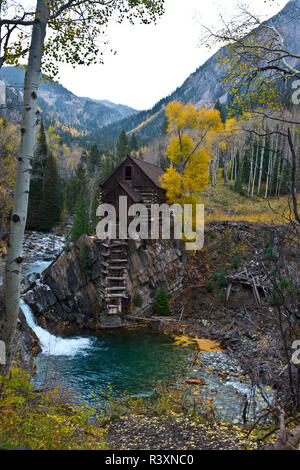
[[200, 180, 300, 224]]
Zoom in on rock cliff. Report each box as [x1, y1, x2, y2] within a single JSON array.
[[13, 310, 41, 371], [0, 285, 41, 372], [23, 236, 184, 336]]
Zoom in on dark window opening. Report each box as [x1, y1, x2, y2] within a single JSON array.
[[125, 166, 132, 181]]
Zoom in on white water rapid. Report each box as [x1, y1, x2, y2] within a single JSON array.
[[21, 232, 93, 357], [20, 299, 93, 357]]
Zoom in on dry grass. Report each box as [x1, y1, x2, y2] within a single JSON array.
[[199, 181, 299, 224]]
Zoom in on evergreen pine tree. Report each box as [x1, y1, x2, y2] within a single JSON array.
[[161, 114, 168, 135], [70, 196, 90, 242], [155, 288, 171, 316], [116, 129, 129, 162], [129, 133, 138, 153], [65, 162, 89, 215], [79, 241, 92, 275], [39, 153, 62, 231], [214, 99, 227, 123], [87, 144, 101, 176], [98, 156, 114, 183], [27, 121, 48, 229], [89, 156, 115, 232], [159, 155, 170, 171]]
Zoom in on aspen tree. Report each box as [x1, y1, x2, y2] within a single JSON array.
[[0, 0, 165, 376]]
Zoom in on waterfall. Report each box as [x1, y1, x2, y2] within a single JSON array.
[[20, 299, 93, 357]]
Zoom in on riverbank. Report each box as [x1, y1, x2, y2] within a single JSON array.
[[0, 365, 268, 450], [1, 225, 299, 450], [107, 416, 256, 450]]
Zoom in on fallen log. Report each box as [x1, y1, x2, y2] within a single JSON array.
[[185, 379, 205, 386]]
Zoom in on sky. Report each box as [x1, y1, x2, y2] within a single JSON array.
[[58, 0, 289, 111]]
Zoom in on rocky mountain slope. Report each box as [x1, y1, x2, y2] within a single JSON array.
[[93, 0, 300, 147], [0, 66, 137, 135], [0, 1, 298, 148]]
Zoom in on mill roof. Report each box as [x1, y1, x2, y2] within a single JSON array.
[[101, 154, 164, 189]]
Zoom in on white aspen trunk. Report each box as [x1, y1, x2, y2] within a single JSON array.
[[223, 153, 229, 184], [264, 134, 275, 199], [276, 138, 285, 196], [271, 132, 279, 196], [209, 152, 214, 185], [278, 137, 289, 196], [278, 159, 286, 196], [216, 148, 220, 186], [211, 147, 214, 185], [0, 0, 49, 376], [247, 142, 254, 194], [230, 146, 235, 184], [257, 136, 266, 196], [239, 144, 245, 183], [212, 146, 219, 186], [234, 146, 238, 181], [269, 135, 274, 196], [251, 139, 260, 197], [212, 150, 216, 186]]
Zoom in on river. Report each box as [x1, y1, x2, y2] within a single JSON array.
[[21, 231, 274, 424], [21, 232, 193, 402]]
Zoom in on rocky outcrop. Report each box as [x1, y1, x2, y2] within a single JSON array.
[[0, 284, 41, 372], [127, 239, 184, 309], [13, 310, 41, 372], [23, 236, 184, 336]]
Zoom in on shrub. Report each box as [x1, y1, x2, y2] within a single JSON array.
[[270, 266, 277, 277], [155, 288, 171, 316], [268, 288, 284, 306], [79, 242, 92, 275], [280, 276, 289, 289], [133, 293, 143, 308], [0, 368, 107, 450], [265, 247, 278, 261], [230, 179, 245, 196], [233, 179, 244, 195], [70, 197, 90, 243], [214, 270, 227, 288], [206, 281, 214, 292], [232, 256, 240, 269]]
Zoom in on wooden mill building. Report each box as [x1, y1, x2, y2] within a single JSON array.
[[98, 155, 166, 314]]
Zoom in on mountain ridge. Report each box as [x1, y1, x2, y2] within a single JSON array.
[[0, 1, 298, 149], [0, 66, 138, 136], [92, 0, 300, 148]]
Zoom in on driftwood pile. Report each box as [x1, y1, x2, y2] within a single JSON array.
[[226, 267, 271, 306]]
